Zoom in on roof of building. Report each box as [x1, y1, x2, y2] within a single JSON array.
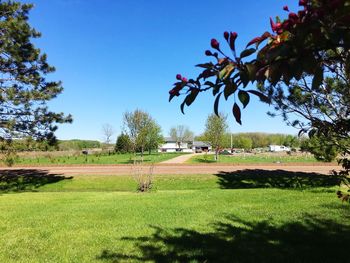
[[193, 141, 211, 147], [162, 138, 210, 147]]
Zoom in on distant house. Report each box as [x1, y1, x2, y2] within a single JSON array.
[[269, 145, 291, 152], [158, 137, 193, 153], [158, 138, 211, 153]]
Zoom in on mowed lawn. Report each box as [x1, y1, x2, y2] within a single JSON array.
[[10, 152, 185, 166], [188, 153, 322, 164], [1, 171, 350, 262]]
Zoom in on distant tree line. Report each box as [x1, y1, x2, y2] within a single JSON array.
[[196, 132, 303, 150], [3, 110, 344, 165], [4, 118, 343, 164], [58, 140, 101, 151], [0, 138, 102, 152], [0, 137, 58, 152]]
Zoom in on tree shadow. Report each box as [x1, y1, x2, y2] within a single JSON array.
[[0, 169, 72, 192], [192, 158, 217, 163], [97, 214, 350, 262], [119, 158, 153, 164], [216, 169, 342, 189]]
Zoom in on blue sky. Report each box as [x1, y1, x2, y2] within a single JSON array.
[[24, 0, 300, 141]]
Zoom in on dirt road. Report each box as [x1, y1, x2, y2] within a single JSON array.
[[160, 153, 210, 164], [0, 163, 340, 176]]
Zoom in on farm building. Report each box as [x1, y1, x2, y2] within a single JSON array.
[[193, 141, 212, 153], [158, 138, 211, 153], [158, 137, 193, 153]]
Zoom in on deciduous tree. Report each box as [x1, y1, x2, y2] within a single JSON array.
[[123, 110, 162, 156], [169, 0, 350, 201], [204, 113, 228, 160], [102, 124, 115, 145], [232, 135, 253, 151], [145, 122, 163, 155], [169, 125, 193, 151]]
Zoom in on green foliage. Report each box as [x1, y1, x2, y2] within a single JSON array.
[[0, 136, 58, 152], [188, 154, 319, 164], [0, 1, 72, 140], [197, 132, 301, 149], [204, 113, 228, 160], [144, 123, 164, 154], [1, 149, 17, 167], [300, 134, 340, 162], [58, 140, 101, 151], [123, 109, 163, 155], [231, 135, 253, 150], [13, 152, 185, 166], [170, 0, 350, 129], [169, 0, 350, 197], [115, 133, 132, 153]]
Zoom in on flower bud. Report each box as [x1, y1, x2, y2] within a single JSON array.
[[224, 31, 229, 41], [299, 0, 307, 6], [211, 38, 220, 50], [229, 32, 238, 51], [205, 50, 212, 56]]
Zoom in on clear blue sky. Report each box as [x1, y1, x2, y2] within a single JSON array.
[[23, 0, 300, 141]]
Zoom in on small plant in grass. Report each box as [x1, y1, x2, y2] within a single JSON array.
[[203, 152, 208, 162], [131, 157, 154, 192], [2, 150, 18, 167], [334, 158, 350, 204]]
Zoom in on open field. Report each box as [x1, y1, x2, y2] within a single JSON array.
[[4, 152, 186, 166], [0, 169, 350, 262], [187, 152, 323, 164]]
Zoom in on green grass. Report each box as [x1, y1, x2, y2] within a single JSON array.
[[11, 152, 185, 166], [0, 171, 349, 262], [188, 153, 322, 164]]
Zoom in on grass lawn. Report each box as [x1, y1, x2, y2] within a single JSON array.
[[187, 153, 323, 164], [0, 171, 349, 262], [10, 152, 185, 166]]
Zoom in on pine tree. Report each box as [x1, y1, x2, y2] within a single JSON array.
[[0, 1, 72, 142]]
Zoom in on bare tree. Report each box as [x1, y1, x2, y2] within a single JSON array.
[[102, 124, 115, 145], [169, 125, 193, 150]]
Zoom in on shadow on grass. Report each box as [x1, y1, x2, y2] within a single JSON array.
[[119, 159, 153, 164], [97, 214, 350, 262], [0, 169, 72, 192], [192, 158, 217, 163], [216, 169, 342, 189]]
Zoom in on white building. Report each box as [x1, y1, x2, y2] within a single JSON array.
[[158, 138, 212, 153], [158, 137, 193, 153], [269, 145, 291, 152]]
